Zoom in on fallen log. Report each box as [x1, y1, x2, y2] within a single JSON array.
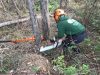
[[0, 14, 52, 28], [0, 17, 30, 27]]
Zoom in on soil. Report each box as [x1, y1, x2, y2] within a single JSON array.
[[0, 16, 100, 75]]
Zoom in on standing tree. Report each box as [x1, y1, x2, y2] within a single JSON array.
[[27, 0, 41, 50], [40, 0, 50, 40]]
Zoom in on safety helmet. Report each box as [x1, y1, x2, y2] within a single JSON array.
[[54, 9, 65, 22]]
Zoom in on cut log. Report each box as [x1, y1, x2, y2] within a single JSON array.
[[0, 17, 30, 27]]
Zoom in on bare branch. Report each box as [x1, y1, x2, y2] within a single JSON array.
[[0, 17, 30, 27], [12, 0, 22, 17], [0, 0, 7, 11]]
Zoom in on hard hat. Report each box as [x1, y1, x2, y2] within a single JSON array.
[[54, 9, 65, 22]]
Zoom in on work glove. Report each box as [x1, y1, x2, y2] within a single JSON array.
[[41, 35, 47, 41]]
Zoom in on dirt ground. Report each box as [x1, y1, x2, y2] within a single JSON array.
[[0, 20, 55, 75], [0, 15, 100, 75]]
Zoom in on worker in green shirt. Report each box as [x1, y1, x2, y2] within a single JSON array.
[[52, 8, 87, 53]]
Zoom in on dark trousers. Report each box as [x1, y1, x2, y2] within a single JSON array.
[[63, 31, 87, 64], [62, 31, 87, 53], [64, 31, 87, 45]]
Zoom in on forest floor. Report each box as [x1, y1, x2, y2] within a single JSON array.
[[0, 17, 100, 75], [0, 2, 100, 75]]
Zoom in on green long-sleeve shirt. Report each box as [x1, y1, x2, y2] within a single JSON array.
[[57, 15, 85, 38]]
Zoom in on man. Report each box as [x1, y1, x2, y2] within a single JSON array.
[[52, 8, 87, 53]]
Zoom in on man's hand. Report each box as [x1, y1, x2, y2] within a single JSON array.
[[41, 35, 47, 41], [49, 36, 65, 44], [50, 39, 56, 43]]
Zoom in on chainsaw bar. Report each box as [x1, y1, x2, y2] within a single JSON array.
[[40, 39, 62, 52]]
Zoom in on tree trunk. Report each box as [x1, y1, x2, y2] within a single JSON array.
[[40, 0, 50, 40], [27, 0, 41, 50]]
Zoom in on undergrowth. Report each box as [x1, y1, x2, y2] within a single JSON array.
[[52, 55, 90, 75]]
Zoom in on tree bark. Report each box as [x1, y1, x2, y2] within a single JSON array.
[[40, 0, 50, 40], [27, 0, 41, 50]]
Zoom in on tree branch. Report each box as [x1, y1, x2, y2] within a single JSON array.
[[0, 17, 30, 27], [12, 0, 22, 17]]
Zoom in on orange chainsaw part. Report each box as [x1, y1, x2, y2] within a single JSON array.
[[12, 36, 35, 43]]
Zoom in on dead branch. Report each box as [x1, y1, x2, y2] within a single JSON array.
[[12, 0, 22, 17], [0, 14, 52, 28], [0, 17, 30, 27], [0, 0, 7, 11]]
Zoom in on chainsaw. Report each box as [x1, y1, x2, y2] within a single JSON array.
[[0, 36, 63, 52], [39, 39, 62, 52]]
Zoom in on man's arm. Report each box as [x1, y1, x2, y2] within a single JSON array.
[[57, 24, 65, 39], [49, 25, 65, 43]]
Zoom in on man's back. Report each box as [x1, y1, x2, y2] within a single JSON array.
[[57, 15, 85, 38]]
